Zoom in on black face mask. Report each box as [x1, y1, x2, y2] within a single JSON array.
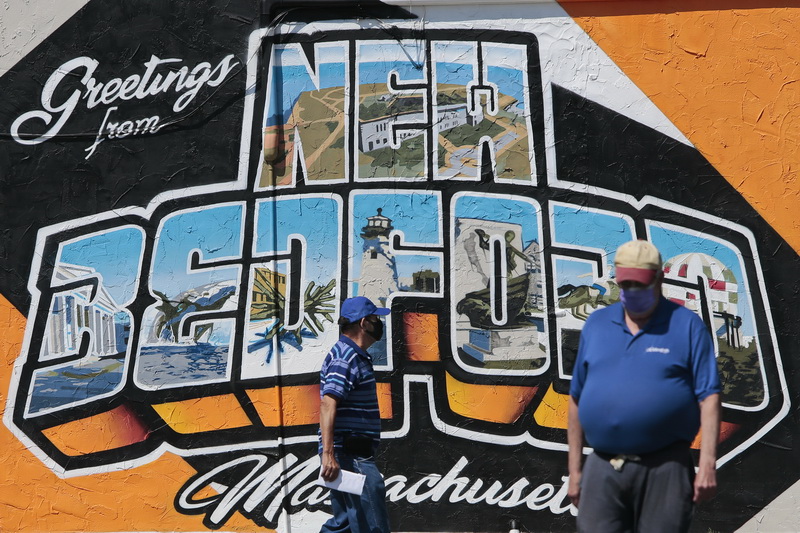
[[366, 318, 384, 341]]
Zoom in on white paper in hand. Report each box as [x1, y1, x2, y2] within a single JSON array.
[[317, 469, 366, 495]]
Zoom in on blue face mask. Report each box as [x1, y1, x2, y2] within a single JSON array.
[[619, 284, 658, 315]]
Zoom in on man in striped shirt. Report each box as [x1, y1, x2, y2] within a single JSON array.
[[319, 296, 391, 533]]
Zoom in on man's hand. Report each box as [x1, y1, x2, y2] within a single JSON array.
[[320, 450, 340, 482], [693, 463, 717, 503]]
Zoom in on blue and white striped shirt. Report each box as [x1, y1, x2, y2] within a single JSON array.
[[318, 335, 381, 453]]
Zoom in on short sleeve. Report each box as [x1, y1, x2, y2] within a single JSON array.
[[321, 352, 360, 401], [690, 316, 722, 401]]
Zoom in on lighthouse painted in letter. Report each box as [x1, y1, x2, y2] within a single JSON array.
[[357, 208, 399, 305]]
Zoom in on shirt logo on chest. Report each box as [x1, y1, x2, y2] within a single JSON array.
[[646, 346, 670, 354]]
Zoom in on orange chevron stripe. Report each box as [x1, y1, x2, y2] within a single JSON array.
[[563, 1, 800, 252]]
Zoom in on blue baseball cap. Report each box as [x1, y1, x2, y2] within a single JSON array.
[[340, 296, 390, 323]]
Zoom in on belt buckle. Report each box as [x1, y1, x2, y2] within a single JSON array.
[[610, 454, 641, 472]]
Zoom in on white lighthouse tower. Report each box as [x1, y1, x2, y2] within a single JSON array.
[[358, 208, 399, 305]]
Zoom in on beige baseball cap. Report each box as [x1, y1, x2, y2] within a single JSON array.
[[614, 240, 662, 285]]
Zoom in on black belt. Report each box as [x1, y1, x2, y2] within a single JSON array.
[[341, 434, 375, 458]]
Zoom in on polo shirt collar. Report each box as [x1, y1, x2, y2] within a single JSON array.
[[339, 334, 372, 361]]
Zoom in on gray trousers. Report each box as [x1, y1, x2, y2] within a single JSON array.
[[576, 444, 695, 533]]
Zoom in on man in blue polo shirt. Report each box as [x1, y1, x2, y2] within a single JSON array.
[[567, 240, 721, 533], [319, 296, 391, 533]]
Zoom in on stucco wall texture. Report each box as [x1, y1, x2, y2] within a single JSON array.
[[565, 0, 800, 254], [1, 1, 799, 532]]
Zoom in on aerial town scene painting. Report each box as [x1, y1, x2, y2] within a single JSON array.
[[259, 40, 535, 186]]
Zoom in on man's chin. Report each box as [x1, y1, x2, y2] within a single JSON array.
[[624, 306, 657, 320]]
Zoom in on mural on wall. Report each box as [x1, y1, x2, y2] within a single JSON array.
[[1, 1, 799, 532]]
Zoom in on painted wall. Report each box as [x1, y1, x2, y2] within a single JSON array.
[[1, 1, 799, 531]]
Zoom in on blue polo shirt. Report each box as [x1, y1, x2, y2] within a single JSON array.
[[570, 298, 721, 455], [318, 335, 381, 453]]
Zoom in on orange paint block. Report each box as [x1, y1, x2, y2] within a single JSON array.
[[691, 421, 740, 449], [0, 296, 26, 364], [42, 405, 149, 456], [563, 1, 800, 252], [446, 372, 537, 424], [403, 312, 440, 361], [377, 382, 393, 419], [533, 383, 570, 430], [247, 385, 321, 427], [152, 394, 252, 434]]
